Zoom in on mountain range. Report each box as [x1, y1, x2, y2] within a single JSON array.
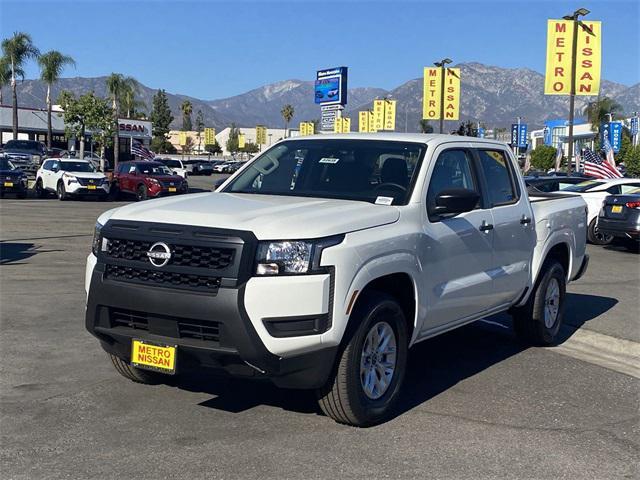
[[4, 62, 639, 132]]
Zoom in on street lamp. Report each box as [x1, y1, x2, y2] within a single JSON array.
[[562, 7, 590, 173], [433, 58, 452, 134]]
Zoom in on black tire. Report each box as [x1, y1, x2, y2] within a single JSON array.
[[316, 292, 408, 427], [587, 218, 613, 245], [109, 182, 120, 201], [136, 184, 148, 201], [109, 354, 163, 384], [56, 181, 67, 201], [512, 259, 566, 346], [35, 179, 46, 198]]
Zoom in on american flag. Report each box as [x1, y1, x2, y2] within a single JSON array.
[[131, 140, 155, 160], [583, 148, 622, 179], [603, 136, 616, 168]]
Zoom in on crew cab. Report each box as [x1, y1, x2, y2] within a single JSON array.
[[35, 158, 110, 200], [0, 156, 29, 198], [113, 161, 188, 201], [85, 134, 588, 426]]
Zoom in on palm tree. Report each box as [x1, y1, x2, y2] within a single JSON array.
[[121, 77, 141, 118], [37, 51, 75, 148], [281, 104, 294, 137], [1, 32, 40, 139], [181, 100, 193, 131], [419, 119, 434, 133], [0, 56, 24, 105], [583, 97, 623, 133]]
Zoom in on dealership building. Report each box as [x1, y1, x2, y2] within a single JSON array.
[[0, 105, 152, 161]]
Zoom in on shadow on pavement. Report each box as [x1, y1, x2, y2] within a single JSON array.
[[0, 242, 38, 265], [168, 292, 618, 423]]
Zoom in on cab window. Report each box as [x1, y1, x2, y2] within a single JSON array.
[[426, 149, 479, 215], [476, 149, 518, 206]]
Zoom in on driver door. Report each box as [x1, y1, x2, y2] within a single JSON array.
[[417, 146, 496, 333]]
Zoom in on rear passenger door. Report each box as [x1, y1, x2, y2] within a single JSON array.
[[473, 147, 535, 307], [419, 146, 496, 332]]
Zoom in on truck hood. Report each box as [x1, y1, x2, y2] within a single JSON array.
[[104, 192, 400, 239]]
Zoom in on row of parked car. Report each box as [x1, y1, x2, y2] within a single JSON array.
[[525, 173, 640, 251]]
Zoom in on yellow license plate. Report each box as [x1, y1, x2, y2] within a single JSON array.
[[168, 187, 177, 192], [3, 182, 13, 187], [611, 205, 623, 213], [131, 339, 176, 374], [87, 185, 97, 190]]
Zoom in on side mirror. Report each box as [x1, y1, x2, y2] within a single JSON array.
[[430, 188, 479, 217], [51, 166, 59, 173]]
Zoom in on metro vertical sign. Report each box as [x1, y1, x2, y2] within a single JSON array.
[[545, 19, 601, 95], [422, 67, 460, 120]]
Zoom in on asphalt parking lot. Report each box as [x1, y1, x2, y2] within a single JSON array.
[[1, 184, 638, 479]]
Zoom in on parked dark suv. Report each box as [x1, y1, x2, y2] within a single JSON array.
[[113, 161, 188, 201], [0, 156, 29, 198], [1, 140, 47, 172]]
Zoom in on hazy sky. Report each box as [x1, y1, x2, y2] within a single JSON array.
[[1, 0, 638, 99]]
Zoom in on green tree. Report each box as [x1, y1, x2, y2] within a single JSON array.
[[583, 97, 623, 134], [205, 142, 222, 155], [195, 109, 204, 151], [624, 145, 640, 177], [0, 56, 24, 105], [106, 73, 137, 169], [181, 136, 194, 154], [240, 142, 260, 154], [530, 145, 558, 172], [121, 78, 144, 119], [58, 91, 114, 163], [37, 50, 75, 148], [149, 89, 174, 153], [226, 124, 240, 154], [181, 100, 193, 131], [281, 104, 294, 137], [419, 119, 434, 133], [1, 32, 40, 139]]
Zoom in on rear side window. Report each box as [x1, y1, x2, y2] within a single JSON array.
[[605, 185, 621, 195], [621, 184, 640, 194], [477, 150, 518, 206], [427, 149, 479, 212]]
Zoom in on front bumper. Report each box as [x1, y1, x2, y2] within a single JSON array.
[[66, 182, 109, 196], [85, 260, 337, 389]]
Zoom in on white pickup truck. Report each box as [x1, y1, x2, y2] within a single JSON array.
[[85, 134, 588, 426]]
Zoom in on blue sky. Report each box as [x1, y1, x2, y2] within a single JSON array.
[[1, 0, 638, 99]]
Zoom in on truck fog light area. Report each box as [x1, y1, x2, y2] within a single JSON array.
[[256, 263, 280, 275]]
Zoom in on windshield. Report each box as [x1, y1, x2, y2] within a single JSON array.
[[0, 158, 17, 170], [138, 163, 173, 175], [223, 139, 426, 205], [161, 159, 181, 168], [5, 140, 42, 151], [60, 161, 96, 172], [561, 180, 605, 192]]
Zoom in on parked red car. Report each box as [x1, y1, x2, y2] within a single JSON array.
[[113, 161, 188, 201]]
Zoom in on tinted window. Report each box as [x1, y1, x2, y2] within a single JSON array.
[[427, 149, 478, 211], [561, 180, 605, 192], [42, 160, 53, 171], [605, 185, 621, 195], [477, 150, 517, 205], [118, 163, 130, 174], [59, 161, 96, 173], [137, 163, 172, 175], [224, 139, 426, 205], [621, 184, 640, 194], [161, 159, 182, 168]]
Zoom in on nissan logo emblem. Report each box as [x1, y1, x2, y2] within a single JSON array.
[[146, 242, 172, 267]]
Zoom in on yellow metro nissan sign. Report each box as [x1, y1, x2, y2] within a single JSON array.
[[545, 19, 601, 95], [422, 67, 460, 120]]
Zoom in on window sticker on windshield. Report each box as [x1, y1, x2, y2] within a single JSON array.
[[319, 157, 340, 164], [375, 196, 394, 206]]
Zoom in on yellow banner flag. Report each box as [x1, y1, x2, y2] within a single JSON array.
[[368, 111, 377, 132], [342, 117, 351, 133], [299, 122, 306, 135], [443, 68, 460, 121], [238, 133, 245, 149], [423, 67, 441, 120], [256, 126, 267, 144], [359, 111, 369, 132], [333, 117, 341, 133], [384, 100, 397, 131], [179, 131, 187, 146], [301, 122, 315, 135], [373, 100, 385, 131], [204, 128, 216, 145], [575, 20, 601, 95], [545, 20, 573, 94]]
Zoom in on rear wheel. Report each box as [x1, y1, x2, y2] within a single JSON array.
[[316, 292, 408, 427], [109, 354, 163, 384], [512, 259, 566, 346], [587, 218, 613, 245], [136, 184, 148, 201]]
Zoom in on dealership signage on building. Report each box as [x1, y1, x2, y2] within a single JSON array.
[[118, 119, 151, 138], [315, 67, 348, 131]]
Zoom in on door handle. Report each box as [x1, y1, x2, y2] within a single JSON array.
[[479, 221, 494, 232], [520, 215, 532, 225]]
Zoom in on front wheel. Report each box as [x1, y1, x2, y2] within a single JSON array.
[[316, 292, 408, 427], [512, 259, 566, 346], [35, 179, 46, 198], [57, 181, 67, 201], [136, 184, 148, 201], [587, 218, 613, 245]]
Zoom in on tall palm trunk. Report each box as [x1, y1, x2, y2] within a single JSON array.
[[46, 83, 52, 148], [11, 63, 18, 139], [112, 97, 119, 171]]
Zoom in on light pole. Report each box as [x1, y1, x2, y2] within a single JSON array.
[[434, 58, 452, 134], [563, 7, 590, 174]]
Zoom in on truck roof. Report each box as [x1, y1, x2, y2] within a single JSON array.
[[286, 132, 509, 147]]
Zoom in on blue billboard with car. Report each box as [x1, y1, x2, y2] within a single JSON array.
[[315, 67, 348, 106]]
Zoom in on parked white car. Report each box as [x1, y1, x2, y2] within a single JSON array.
[[157, 158, 188, 178], [35, 158, 109, 200], [86, 134, 588, 426], [561, 178, 640, 244]]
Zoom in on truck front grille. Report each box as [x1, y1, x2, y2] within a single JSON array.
[[105, 264, 221, 293]]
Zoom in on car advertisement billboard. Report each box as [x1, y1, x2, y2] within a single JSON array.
[[315, 67, 348, 106]]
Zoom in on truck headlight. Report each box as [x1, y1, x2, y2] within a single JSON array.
[[92, 221, 104, 255], [255, 236, 343, 276]]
